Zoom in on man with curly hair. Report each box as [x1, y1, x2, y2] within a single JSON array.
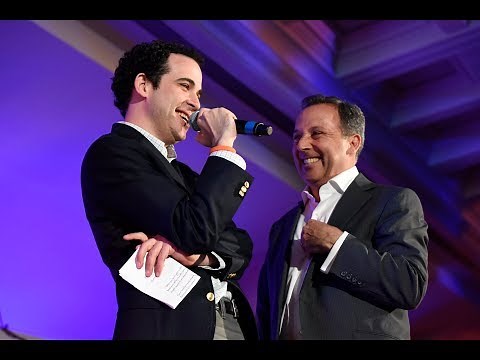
[[81, 40, 257, 340]]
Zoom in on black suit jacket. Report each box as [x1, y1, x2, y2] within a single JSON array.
[[81, 123, 257, 340], [256, 173, 429, 340]]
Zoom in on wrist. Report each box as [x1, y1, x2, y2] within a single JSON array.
[[192, 254, 207, 266], [210, 145, 236, 154], [205, 253, 219, 267]]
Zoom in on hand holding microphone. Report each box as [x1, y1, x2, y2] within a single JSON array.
[[190, 109, 273, 137], [189, 107, 238, 148]]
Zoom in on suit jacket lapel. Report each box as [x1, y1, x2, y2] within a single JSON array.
[[328, 172, 374, 229], [307, 173, 374, 282], [111, 123, 187, 190]]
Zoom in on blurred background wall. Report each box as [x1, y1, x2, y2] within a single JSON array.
[[1, 20, 480, 340]]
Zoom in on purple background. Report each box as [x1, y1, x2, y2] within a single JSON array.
[[0, 20, 299, 339], [2, 20, 480, 340]]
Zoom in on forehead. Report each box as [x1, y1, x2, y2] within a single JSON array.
[[295, 103, 340, 130], [167, 53, 203, 85]]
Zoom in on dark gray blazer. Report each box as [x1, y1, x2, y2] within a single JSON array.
[[256, 172, 428, 340]]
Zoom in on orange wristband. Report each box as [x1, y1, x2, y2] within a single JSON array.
[[209, 145, 236, 154]]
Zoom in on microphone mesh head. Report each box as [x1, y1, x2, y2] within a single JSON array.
[[189, 111, 200, 131]]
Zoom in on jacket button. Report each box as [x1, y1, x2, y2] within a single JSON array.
[[244, 181, 250, 188], [206, 292, 215, 302], [239, 190, 245, 197], [340, 271, 347, 277]]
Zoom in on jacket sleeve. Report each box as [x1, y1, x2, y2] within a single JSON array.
[[209, 221, 253, 281], [81, 137, 253, 263], [328, 187, 429, 310]]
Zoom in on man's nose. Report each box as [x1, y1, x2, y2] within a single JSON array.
[[187, 95, 200, 110], [296, 136, 310, 150]]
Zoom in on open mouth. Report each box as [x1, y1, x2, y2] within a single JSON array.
[[177, 112, 189, 126], [303, 157, 320, 165]]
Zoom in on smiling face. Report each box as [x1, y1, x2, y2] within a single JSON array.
[[292, 103, 358, 198], [147, 53, 202, 145]]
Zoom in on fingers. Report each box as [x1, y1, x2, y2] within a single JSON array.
[[136, 238, 175, 277], [154, 243, 173, 277], [193, 107, 237, 147], [144, 241, 164, 277], [154, 234, 177, 253], [123, 232, 148, 242], [300, 235, 309, 253], [300, 236, 306, 251], [135, 238, 157, 271], [127, 233, 177, 277]]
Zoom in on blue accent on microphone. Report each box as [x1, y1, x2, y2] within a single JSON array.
[[189, 110, 272, 136], [244, 121, 256, 135]]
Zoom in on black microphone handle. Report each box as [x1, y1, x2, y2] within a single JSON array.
[[189, 111, 273, 136], [235, 120, 273, 136]]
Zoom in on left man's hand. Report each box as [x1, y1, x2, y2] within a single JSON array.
[[123, 232, 206, 277]]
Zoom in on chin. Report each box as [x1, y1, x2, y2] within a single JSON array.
[[304, 170, 323, 182], [176, 130, 187, 141]]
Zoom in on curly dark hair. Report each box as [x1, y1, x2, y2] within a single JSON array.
[[111, 40, 205, 117], [301, 94, 365, 159]]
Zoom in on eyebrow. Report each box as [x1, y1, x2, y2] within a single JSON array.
[[292, 129, 302, 139], [292, 126, 330, 138], [293, 126, 321, 134], [177, 77, 202, 98]]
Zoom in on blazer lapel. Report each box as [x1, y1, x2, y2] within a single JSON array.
[[328, 173, 374, 229], [111, 123, 187, 190]]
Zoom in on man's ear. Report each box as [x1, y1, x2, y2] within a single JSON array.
[[348, 134, 362, 156], [133, 73, 148, 97]]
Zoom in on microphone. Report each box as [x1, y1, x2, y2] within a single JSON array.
[[189, 111, 273, 136]]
